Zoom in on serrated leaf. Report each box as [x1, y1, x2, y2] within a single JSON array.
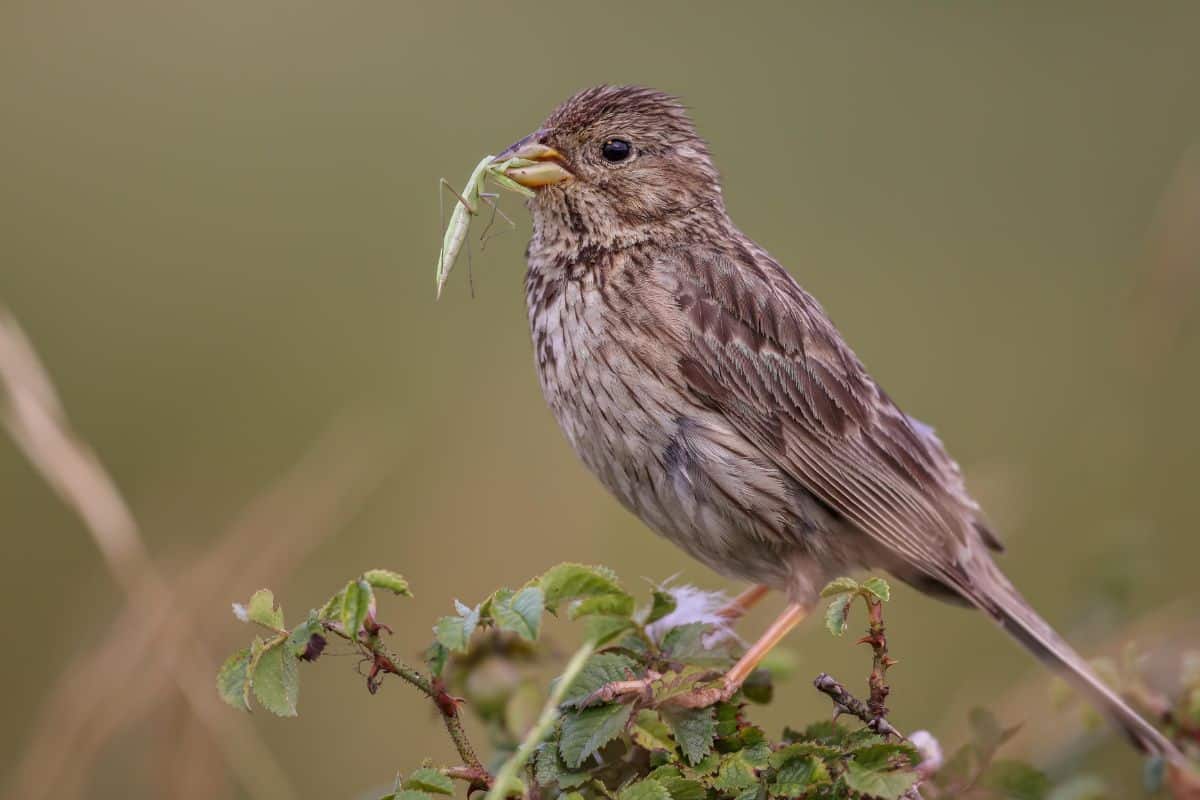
[[583, 614, 635, 645], [660, 622, 733, 665], [570, 592, 635, 619], [340, 579, 372, 639], [492, 586, 544, 640], [216, 648, 252, 711], [844, 744, 920, 800], [769, 756, 831, 797], [824, 594, 853, 636], [246, 589, 284, 629], [663, 706, 716, 766], [287, 615, 322, 657], [364, 569, 412, 596], [768, 741, 842, 768], [860, 577, 891, 602], [713, 751, 760, 792], [820, 577, 860, 598], [646, 590, 677, 624], [425, 641, 449, 677], [631, 709, 675, 753], [657, 775, 706, 800], [558, 702, 634, 768], [389, 791, 434, 800], [982, 760, 1050, 800], [618, 778, 671, 800], [535, 740, 589, 789], [404, 767, 454, 795], [434, 601, 480, 652], [560, 652, 638, 708], [251, 638, 299, 717], [538, 563, 630, 614]]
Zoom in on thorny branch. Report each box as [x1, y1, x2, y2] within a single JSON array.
[[813, 595, 902, 739], [324, 621, 492, 790]]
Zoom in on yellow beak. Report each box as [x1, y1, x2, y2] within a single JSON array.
[[495, 140, 572, 188]]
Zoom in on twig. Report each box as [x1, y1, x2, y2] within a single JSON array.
[[813, 594, 902, 738], [484, 641, 597, 800], [861, 596, 899, 737], [325, 624, 490, 781]]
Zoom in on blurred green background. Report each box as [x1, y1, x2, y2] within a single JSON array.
[[2, 2, 1198, 798]]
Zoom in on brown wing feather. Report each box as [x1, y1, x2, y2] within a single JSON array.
[[669, 246, 996, 590]]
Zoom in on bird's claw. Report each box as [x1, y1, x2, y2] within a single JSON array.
[[662, 676, 738, 709], [579, 671, 662, 708]]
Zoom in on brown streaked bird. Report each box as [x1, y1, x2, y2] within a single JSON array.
[[492, 85, 1184, 765]]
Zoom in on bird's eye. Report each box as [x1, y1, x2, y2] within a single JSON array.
[[601, 139, 632, 162]]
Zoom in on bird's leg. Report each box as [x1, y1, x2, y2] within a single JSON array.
[[666, 602, 808, 709], [716, 584, 770, 621]]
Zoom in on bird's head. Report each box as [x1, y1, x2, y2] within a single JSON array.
[[495, 85, 726, 253]]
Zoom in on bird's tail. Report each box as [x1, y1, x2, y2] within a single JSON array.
[[962, 557, 1187, 768]]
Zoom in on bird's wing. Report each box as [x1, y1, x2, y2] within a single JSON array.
[[662, 245, 997, 592]]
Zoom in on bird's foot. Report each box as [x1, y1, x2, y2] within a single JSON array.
[[662, 675, 739, 709], [579, 670, 662, 708]]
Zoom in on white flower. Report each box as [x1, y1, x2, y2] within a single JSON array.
[[231, 602, 249, 622]]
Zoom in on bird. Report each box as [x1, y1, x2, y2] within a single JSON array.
[[489, 84, 1185, 766]]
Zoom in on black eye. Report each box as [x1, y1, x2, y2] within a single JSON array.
[[601, 139, 632, 162]]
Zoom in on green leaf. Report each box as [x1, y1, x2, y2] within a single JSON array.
[[404, 767, 454, 795], [246, 589, 284, 629], [558, 702, 635, 768], [843, 744, 920, 800], [663, 706, 716, 766], [824, 594, 853, 636], [659, 623, 731, 665], [364, 569, 412, 596], [250, 638, 300, 717], [538, 563, 630, 614], [287, 615, 322, 657], [216, 648, 252, 711], [425, 641, 449, 677], [618, 778, 671, 800], [657, 775, 706, 800], [535, 740, 589, 790], [340, 579, 372, 639], [560, 652, 637, 708], [981, 760, 1050, 800], [769, 756, 831, 797], [713, 751, 761, 792], [768, 742, 842, 768], [860, 577, 891, 602], [570, 592, 635, 619], [646, 590, 678, 624], [583, 615, 635, 645], [820, 577, 860, 598], [491, 586, 544, 640], [434, 600, 480, 652], [631, 709, 676, 754], [388, 791, 434, 800]]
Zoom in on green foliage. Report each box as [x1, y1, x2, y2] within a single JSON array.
[[218, 566, 1155, 800]]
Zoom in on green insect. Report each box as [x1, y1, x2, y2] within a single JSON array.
[[435, 155, 536, 298]]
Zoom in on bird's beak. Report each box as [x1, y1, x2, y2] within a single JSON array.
[[493, 139, 572, 188]]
